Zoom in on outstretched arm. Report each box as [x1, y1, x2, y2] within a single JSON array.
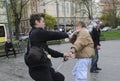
[[47, 47, 72, 58], [37, 29, 69, 41]]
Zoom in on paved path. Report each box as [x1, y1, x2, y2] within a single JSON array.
[[0, 40, 120, 81]]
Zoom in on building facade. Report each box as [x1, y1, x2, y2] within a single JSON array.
[[20, 0, 103, 34], [0, 0, 103, 35], [0, 1, 7, 24], [100, 0, 120, 16]]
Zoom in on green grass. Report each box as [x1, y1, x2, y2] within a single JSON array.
[[101, 29, 120, 40]]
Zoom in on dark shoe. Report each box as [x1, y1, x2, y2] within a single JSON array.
[[96, 67, 102, 70], [90, 70, 99, 73]]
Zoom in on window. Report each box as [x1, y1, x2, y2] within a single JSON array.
[[0, 26, 5, 37]]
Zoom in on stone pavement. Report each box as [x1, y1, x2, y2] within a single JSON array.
[[0, 40, 120, 81]]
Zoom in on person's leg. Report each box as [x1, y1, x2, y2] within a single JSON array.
[[29, 66, 53, 81], [95, 48, 98, 69], [72, 58, 90, 81], [50, 67, 65, 81], [90, 48, 98, 73], [12, 48, 16, 57], [5, 49, 9, 58], [95, 48, 102, 70]]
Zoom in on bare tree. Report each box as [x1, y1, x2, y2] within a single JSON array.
[[102, 0, 120, 27], [71, 0, 97, 20], [9, 0, 29, 40], [81, 0, 94, 19]]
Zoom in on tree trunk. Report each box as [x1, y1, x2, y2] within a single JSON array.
[[15, 18, 20, 40]]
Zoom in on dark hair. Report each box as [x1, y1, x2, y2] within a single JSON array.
[[75, 21, 86, 28], [30, 13, 45, 27]]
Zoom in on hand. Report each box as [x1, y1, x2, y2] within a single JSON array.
[[97, 45, 101, 50], [64, 51, 72, 57], [9, 48, 13, 50], [65, 38, 69, 42], [68, 34, 73, 40], [70, 48, 75, 54]]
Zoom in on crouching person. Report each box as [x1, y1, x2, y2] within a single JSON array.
[[4, 40, 16, 58]]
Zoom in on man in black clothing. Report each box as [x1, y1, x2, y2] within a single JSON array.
[[4, 41, 16, 58], [90, 21, 102, 73], [24, 13, 71, 81]]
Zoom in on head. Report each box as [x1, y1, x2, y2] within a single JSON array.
[[74, 21, 86, 30], [96, 21, 101, 28], [30, 13, 45, 29]]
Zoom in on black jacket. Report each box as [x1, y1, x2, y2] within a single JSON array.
[[28, 27, 68, 67], [91, 27, 101, 48], [5, 42, 14, 50]]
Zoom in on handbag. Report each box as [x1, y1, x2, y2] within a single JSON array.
[[25, 46, 48, 66]]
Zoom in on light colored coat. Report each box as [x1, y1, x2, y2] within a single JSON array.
[[71, 28, 95, 58]]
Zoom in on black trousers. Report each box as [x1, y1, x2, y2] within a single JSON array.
[[5, 48, 16, 57], [29, 66, 65, 81]]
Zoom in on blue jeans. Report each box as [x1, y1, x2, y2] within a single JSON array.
[[90, 47, 99, 71]]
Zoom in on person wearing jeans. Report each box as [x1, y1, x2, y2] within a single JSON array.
[[90, 21, 102, 73]]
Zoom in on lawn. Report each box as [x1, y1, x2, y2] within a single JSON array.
[[101, 29, 120, 40]]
